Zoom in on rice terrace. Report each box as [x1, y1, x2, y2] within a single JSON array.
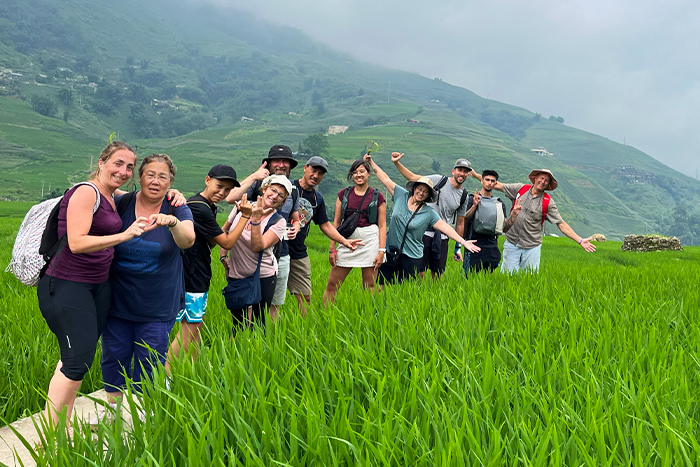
[[1, 206, 699, 465]]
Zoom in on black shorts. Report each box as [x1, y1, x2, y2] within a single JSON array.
[[377, 254, 422, 286], [420, 234, 449, 275], [37, 275, 111, 381], [463, 246, 501, 275]]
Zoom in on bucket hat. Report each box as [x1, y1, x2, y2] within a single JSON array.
[[405, 176, 438, 203], [262, 145, 298, 169], [528, 169, 558, 190]]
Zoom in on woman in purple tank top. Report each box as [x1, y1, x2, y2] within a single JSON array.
[[37, 142, 151, 430]]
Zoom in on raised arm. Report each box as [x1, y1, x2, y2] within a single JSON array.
[[225, 162, 270, 203], [469, 170, 504, 192], [390, 152, 421, 181], [364, 154, 396, 196]]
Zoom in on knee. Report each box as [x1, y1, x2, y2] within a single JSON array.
[[60, 352, 95, 381]]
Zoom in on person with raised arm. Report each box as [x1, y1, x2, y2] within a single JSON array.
[[364, 153, 480, 287], [469, 168, 596, 273]]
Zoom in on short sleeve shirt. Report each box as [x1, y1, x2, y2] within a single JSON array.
[[502, 183, 563, 249], [182, 194, 223, 293], [464, 194, 507, 248], [288, 180, 328, 260], [424, 174, 468, 240], [110, 194, 194, 322], [246, 182, 300, 257], [225, 208, 285, 279], [387, 186, 441, 259], [337, 187, 386, 227]]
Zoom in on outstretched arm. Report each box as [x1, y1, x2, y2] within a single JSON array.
[[390, 152, 421, 181], [364, 154, 396, 196], [556, 221, 596, 252], [432, 219, 480, 254]]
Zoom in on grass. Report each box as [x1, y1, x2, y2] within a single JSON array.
[[1, 210, 699, 465]]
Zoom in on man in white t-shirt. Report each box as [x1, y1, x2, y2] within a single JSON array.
[[392, 152, 471, 279]]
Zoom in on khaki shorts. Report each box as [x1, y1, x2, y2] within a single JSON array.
[[287, 256, 312, 296]]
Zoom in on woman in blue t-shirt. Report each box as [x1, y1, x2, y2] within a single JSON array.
[[364, 153, 480, 286], [101, 154, 195, 408]]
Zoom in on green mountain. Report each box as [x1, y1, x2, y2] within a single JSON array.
[[1, 0, 699, 244]]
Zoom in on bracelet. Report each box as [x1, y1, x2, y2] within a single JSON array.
[[578, 238, 583, 244], [241, 215, 251, 219], [329, 249, 337, 254], [168, 219, 178, 228], [250, 221, 261, 226], [378, 248, 386, 252], [219, 255, 228, 261]]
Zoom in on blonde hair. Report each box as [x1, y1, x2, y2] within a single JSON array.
[[89, 141, 135, 180]]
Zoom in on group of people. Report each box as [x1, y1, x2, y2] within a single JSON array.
[[36, 141, 595, 430]]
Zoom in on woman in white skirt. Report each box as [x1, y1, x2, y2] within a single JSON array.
[[323, 159, 387, 304]]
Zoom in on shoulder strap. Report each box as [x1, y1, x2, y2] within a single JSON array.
[[255, 211, 283, 268], [511, 184, 531, 213], [117, 191, 136, 217], [187, 200, 212, 208], [397, 203, 422, 255], [459, 189, 468, 209], [433, 176, 448, 205], [541, 193, 550, 225], [340, 187, 352, 220]]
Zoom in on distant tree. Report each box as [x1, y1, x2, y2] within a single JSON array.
[[548, 115, 564, 124], [62, 109, 70, 122], [122, 67, 136, 81], [74, 55, 91, 73], [58, 88, 73, 107], [533, 113, 541, 122], [31, 95, 58, 117], [302, 132, 329, 158], [431, 159, 441, 173], [140, 59, 150, 70], [126, 56, 135, 66]]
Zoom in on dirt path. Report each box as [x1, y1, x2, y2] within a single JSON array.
[[0, 390, 136, 467]]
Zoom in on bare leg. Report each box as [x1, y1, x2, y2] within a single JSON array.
[[360, 267, 377, 293], [323, 266, 352, 304], [45, 361, 82, 427], [166, 321, 203, 374], [294, 293, 310, 317]]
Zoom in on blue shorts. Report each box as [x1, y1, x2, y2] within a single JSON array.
[[176, 292, 208, 323]]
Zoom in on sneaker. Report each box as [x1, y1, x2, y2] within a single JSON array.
[[89, 402, 119, 427]]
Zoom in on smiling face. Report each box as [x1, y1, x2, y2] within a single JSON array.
[[412, 183, 431, 203], [534, 173, 551, 191], [98, 149, 136, 190], [261, 183, 288, 210], [352, 165, 370, 186], [203, 176, 235, 204], [452, 167, 470, 184], [139, 161, 172, 201], [268, 158, 292, 177]]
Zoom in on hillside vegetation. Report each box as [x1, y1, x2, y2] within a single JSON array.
[[1, 0, 699, 243]]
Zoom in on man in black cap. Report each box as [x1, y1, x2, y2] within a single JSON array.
[[168, 164, 251, 367], [391, 153, 472, 279], [225, 145, 302, 320]]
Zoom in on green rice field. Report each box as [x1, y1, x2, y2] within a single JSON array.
[[1, 206, 699, 465]]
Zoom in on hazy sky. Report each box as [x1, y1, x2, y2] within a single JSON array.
[[209, 0, 699, 178]]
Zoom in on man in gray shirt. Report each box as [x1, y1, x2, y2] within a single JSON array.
[[392, 152, 471, 279], [470, 168, 596, 273]]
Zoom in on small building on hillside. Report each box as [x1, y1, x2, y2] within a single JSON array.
[[531, 147, 553, 157], [327, 125, 348, 135]]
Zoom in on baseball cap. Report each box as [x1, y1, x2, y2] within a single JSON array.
[[454, 159, 472, 171], [262, 174, 293, 196], [305, 156, 328, 173], [207, 164, 240, 187]]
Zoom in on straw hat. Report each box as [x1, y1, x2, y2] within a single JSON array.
[[405, 176, 438, 203], [528, 169, 558, 190]]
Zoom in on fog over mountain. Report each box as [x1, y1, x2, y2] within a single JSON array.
[[203, 0, 700, 178]]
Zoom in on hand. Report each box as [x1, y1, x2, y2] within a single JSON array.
[[220, 256, 230, 273], [462, 239, 480, 254], [253, 162, 270, 181], [473, 190, 481, 206], [372, 251, 384, 271], [453, 250, 463, 262], [235, 193, 253, 218], [391, 152, 404, 163], [363, 153, 373, 164], [147, 213, 178, 230], [328, 250, 337, 267], [123, 216, 150, 239], [343, 238, 364, 251], [286, 222, 298, 240], [511, 197, 522, 216], [251, 197, 264, 223], [580, 238, 596, 253], [166, 189, 186, 207]]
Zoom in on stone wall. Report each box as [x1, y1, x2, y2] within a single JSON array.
[[621, 235, 683, 252], [589, 233, 606, 242]]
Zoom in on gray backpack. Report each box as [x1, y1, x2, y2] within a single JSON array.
[[472, 195, 505, 236]]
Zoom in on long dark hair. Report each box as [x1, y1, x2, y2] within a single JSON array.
[[346, 160, 371, 182]]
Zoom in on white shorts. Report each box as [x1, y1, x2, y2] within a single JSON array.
[[271, 254, 291, 306]]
